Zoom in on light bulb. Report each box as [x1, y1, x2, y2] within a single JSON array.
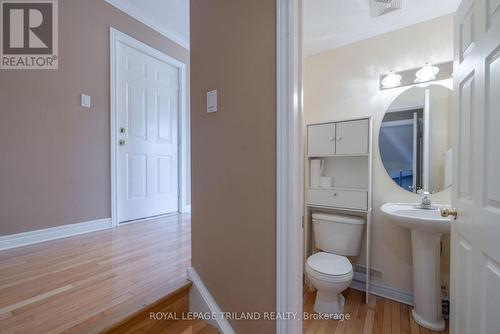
[[415, 63, 439, 83], [381, 71, 402, 88]]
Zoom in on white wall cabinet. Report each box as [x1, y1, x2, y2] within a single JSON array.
[[307, 123, 336, 156], [307, 119, 369, 156], [336, 119, 369, 155]]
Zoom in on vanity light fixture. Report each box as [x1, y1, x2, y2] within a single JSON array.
[[415, 63, 440, 83], [381, 71, 402, 88], [379, 61, 452, 90]]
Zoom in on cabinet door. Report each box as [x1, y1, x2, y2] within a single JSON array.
[[336, 119, 369, 155], [307, 123, 335, 156]]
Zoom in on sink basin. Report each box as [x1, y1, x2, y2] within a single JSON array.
[[381, 202, 452, 332], [381, 203, 451, 233]]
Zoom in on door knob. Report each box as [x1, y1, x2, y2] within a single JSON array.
[[440, 207, 458, 220], [119, 139, 126, 146]]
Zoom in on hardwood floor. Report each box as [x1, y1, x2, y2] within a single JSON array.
[[0, 214, 450, 334], [0, 214, 192, 334], [104, 281, 219, 334], [303, 286, 448, 334]]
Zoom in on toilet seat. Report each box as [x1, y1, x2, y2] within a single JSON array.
[[306, 252, 353, 283]]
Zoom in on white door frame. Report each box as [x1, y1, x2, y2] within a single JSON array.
[[109, 27, 190, 227], [276, 0, 303, 333]]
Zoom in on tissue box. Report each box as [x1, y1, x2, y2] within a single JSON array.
[[320, 177, 332, 188]]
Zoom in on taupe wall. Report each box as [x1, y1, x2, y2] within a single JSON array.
[[190, 1, 276, 333], [304, 15, 453, 293], [0, 0, 189, 235]]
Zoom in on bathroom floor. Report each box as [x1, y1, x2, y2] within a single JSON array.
[[303, 287, 448, 334]]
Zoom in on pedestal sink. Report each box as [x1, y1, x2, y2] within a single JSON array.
[[381, 203, 451, 331]]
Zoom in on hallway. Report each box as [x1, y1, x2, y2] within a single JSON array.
[[0, 215, 191, 333]]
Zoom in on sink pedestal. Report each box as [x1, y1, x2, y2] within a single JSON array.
[[411, 229, 445, 331], [380, 203, 450, 331]]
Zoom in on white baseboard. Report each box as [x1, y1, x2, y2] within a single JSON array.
[[187, 267, 235, 334], [351, 277, 414, 306], [0, 218, 112, 251], [119, 212, 178, 226]]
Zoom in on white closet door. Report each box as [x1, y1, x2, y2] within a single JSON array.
[[335, 119, 369, 155], [307, 123, 335, 156], [116, 42, 179, 223]]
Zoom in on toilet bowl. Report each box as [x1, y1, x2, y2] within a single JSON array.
[[306, 252, 353, 314], [306, 213, 365, 315]]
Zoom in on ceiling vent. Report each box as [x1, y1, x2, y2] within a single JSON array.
[[370, 0, 402, 17]]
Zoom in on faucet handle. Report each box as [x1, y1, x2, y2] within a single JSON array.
[[419, 190, 432, 207]]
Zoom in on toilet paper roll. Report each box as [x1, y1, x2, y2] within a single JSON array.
[[310, 159, 322, 188]]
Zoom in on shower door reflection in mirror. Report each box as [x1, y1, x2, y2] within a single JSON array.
[[379, 84, 452, 194]]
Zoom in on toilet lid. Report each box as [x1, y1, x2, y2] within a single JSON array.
[[307, 252, 352, 276]]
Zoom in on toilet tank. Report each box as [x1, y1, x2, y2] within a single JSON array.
[[312, 213, 365, 256]]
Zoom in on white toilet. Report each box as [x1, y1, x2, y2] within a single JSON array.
[[306, 213, 366, 315]]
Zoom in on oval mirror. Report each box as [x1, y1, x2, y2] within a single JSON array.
[[379, 84, 453, 194]]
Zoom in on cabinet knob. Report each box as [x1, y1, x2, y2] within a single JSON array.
[[329, 137, 335, 141], [337, 136, 343, 141], [119, 139, 126, 146], [332, 192, 338, 197]]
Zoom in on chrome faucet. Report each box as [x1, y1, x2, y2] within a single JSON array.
[[416, 190, 435, 210]]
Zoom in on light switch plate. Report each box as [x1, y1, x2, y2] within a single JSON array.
[[207, 90, 217, 113], [81, 94, 91, 108]]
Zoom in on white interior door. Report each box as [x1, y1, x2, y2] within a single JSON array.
[[450, 0, 500, 333], [116, 41, 179, 223]]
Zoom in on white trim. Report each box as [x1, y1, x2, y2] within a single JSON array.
[[351, 277, 414, 306], [276, 1, 303, 333], [187, 267, 235, 334], [0, 218, 112, 251], [178, 65, 191, 214], [118, 212, 179, 226], [109, 27, 190, 227], [104, 0, 190, 50]]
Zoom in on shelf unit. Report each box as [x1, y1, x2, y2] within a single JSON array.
[[306, 116, 373, 303]]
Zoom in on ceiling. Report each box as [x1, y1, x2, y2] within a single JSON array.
[[304, 0, 460, 56], [105, 0, 190, 49]]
